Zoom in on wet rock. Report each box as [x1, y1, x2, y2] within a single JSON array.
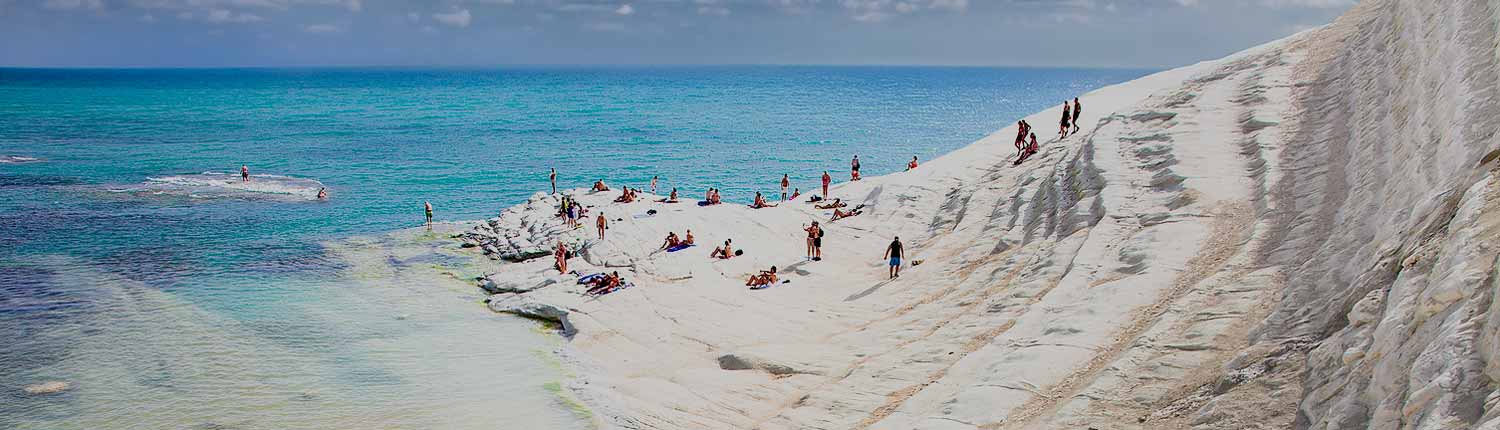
[[23, 381, 70, 395], [486, 293, 574, 335]]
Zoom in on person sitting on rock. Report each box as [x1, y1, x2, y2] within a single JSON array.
[[789, 188, 801, 201], [746, 266, 778, 288], [615, 186, 634, 203], [661, 231, 681, 250], [750, 191, 776, 209], [683, 229, 695, 245], [592, 179, 610, 192], [710, 188, 722, 205], [710, 239, 734, 259], [662, 187, 679, 203]]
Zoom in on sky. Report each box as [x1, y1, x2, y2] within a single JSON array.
[[0, 0, 1355, 68]]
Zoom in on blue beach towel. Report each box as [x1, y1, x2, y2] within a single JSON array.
[[666, 244, 695, 252]]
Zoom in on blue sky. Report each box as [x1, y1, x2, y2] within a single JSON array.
[[0, 0, 1353, 68]]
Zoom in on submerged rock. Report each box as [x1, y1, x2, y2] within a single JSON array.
[[23, 381, 70, 395]]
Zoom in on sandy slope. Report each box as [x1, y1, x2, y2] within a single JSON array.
[[464, 1, 1500, 427]]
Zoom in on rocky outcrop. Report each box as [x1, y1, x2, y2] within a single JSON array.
[[1236, 1, 1500, 428], [461, 192, 584, 261], [486, 293, 575, 335]]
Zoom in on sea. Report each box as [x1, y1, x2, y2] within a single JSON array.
[[0, 66, 1151, 429]]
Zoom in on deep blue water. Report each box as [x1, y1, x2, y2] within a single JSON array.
[[0, 66, 1150, 429]]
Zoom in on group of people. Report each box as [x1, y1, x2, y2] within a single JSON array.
[[1014, 120, 1040, 163], [659, 229, 696, 250], [1059, 97, 1082, 138], [558, 195, 590, 228], [542, 146, 937, 294], [614, 186, 641, 203]]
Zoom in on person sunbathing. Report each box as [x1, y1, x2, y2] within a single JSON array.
[[745, 266, 779, 288], [683, 229, 695, 245], [585, 271, 622, 295], [615, 187, 634, 203], [592, 179, 610, 192], [710, 189, 722, 205], [815, 198, 846, 210], [789, 188, 801, 200], [831, 204, 865, 221], [660, 232, 681, 250], [710, 239, 734, 259], [661, 188, 679, 203]]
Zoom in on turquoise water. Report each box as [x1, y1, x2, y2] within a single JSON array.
[[0, 66, 1150, 429]]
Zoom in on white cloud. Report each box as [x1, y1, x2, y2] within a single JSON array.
[[615, 3, 633, 15], [302, 23, 340, 32], [432, 8, 471, 28], [43, 0, 104, 10], [584, 21, 626, 32], [177, 7, 264, 23]]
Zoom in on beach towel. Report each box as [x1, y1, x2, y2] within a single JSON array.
[[750, 279, 790, 290], [666, 244, 695, 252], [578, 273, 606, 284], [698, 200, 712, 206]]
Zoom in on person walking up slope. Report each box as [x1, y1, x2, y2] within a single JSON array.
[[1071, 98, 1082, 133], [1058, 101, 1072, 139], [883, 236, 904, 279]]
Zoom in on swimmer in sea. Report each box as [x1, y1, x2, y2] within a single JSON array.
[[317, 187, 327, 200]]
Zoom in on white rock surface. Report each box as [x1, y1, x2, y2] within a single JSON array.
[[467, 2, 1500, 428]]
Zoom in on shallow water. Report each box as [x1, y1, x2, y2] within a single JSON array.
[[0, 66, 1150, 428]]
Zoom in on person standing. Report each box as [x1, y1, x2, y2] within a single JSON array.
[[804, 221, 823, 261], [424, 201, 433, 226], [883, 236, 904, 279], [822, 171, 832, 198], [596, 212, 608, 239], [555, 242, 569, 273], [549, 168, 557, 194], [1058, 102, 1072, 139], [1071, 98, 1082, 133], [650, 175, 659, 194], [780, 174, 790, 201], [241, 165, 250, 182], [850, 155, 862, 181]]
